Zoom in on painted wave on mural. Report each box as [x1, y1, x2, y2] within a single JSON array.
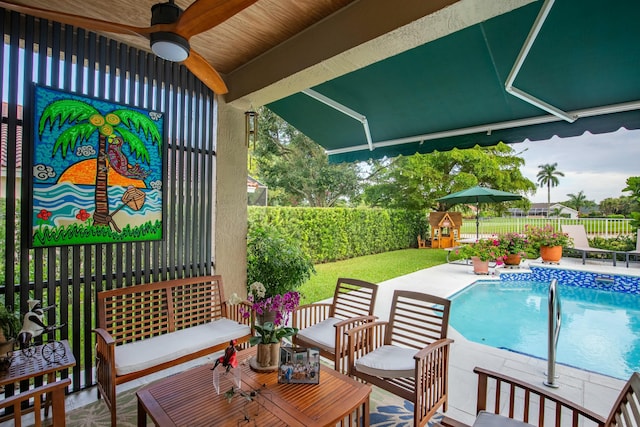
[[33, 181, 161, 227]]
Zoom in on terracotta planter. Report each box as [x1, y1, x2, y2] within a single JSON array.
[[540, 245, 563, 263], [256, 342, 280, 368], [471, 256, 490, 275], [504, 254, 522, 266]]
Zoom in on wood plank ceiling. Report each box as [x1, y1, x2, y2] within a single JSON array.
[[2, 1, 530, 107]]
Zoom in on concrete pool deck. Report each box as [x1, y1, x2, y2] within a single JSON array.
[[375, 255, 639, 424]]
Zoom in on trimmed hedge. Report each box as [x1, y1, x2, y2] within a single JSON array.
[[248, 207, 428, 263]]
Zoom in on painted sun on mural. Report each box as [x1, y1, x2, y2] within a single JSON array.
[[30, 85, 164, 248]]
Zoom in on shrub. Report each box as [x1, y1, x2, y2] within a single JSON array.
[[247, 225, 315, 298]]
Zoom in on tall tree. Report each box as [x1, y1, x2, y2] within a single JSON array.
[[252, 108, 361, 207], [362, 143, 535, 211], [623, 176, 640, 228], [536, 163, 564, 217], [565, 190, 595, 216]]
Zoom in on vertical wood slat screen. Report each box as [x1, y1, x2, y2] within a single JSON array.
[[0, 9, 217, 394]]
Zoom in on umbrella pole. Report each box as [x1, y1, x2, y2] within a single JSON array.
[[476, 202, 480, 240]]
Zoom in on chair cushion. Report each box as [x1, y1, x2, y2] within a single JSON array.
[[296, 317, 342, 353], [354, 345, 416, 378], [473, 411, 531, 427], [115, 318, 251, 376]]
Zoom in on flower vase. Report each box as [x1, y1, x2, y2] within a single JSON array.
[[471, 256, 490, 275], [251, 342, 280, 371], [540, 245, 562, 264]]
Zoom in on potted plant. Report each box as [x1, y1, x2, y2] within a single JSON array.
[[242, 283, 300, 369], [497, 232, 529, 266], [247, 225, 315, 299], [524, 224, 573, 263], [457, 238, 501, 274], [0, 301, 22, 370]]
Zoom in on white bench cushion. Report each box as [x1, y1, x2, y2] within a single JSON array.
[[296, 317, 341, 353], [115, 318, 250, 376], [354, 345, 416, 378]]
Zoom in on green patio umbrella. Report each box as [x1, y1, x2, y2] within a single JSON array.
[[437, 185, 523, 239]]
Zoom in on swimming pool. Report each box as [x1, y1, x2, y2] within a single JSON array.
[[450, 279, 640, 379]]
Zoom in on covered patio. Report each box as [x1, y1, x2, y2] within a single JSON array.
[[0, 0, 638, 424]]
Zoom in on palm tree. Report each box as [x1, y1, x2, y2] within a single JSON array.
[[536, 163, 564, 217], [566, 190, 588, 216], [39, 99, 161, 227]]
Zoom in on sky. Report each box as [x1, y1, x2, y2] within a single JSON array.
[[512, 128, 639, 204]]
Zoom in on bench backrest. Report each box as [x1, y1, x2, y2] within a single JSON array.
[[97, 275, 226, 345], [330, 278, 379, 320]]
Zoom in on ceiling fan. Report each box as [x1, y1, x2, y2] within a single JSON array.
[[0, 0, 259, 94]]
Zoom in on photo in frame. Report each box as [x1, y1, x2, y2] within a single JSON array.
[[29, 84, 165, 247], [278, 347, 320, 384]]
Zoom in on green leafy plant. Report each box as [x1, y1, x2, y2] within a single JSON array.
[[524, 224, 572, 248], [0, 301, 21, 342], [247, 226, 315, 297], [251, 322, 298, 345]]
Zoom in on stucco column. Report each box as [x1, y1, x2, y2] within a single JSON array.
[[215, 98, 248, 298]]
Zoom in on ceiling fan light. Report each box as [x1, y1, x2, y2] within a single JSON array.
[[151, 32, 190, 62]]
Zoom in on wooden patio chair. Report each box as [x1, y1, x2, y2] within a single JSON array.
[[467, 367, 640, 427], [561, 224, 618, 265], [293, 277, 379, 374], [0, 378, 70, 427], [346, 290, 453, 427], [418, 235, 427, 248]]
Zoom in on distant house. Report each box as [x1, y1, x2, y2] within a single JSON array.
[[509, 203, 579, 218], [247, 176, 268, 206]]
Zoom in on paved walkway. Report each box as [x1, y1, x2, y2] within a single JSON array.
[[375, 256, 639, 424]]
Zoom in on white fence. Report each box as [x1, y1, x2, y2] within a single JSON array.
[[459, 217, 633, 240]]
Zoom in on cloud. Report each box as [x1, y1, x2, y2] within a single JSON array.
[[516, 128, 640, 203]]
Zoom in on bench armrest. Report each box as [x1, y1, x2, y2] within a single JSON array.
[[293, 303, 332, 329], [93, 327, 115, 345], [93, 327, 117, 415], [473, 367, 606, 426]]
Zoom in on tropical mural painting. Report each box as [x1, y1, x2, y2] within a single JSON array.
[[30, 85, 164, 247]]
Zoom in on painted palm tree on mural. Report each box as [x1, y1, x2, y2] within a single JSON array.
[[536, 163, 564, 218], [39, 99, 161, 228]]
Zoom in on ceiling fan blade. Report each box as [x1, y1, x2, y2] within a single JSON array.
[[0, 1, 152, 37], [182, 50, 228, 95], [175, 0, 258, 40]]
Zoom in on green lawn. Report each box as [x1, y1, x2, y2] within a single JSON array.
[[298, 248, 448, 304]]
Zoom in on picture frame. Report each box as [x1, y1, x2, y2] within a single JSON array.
[[278, 347, 320, 384], [28, 84, 165, 247]]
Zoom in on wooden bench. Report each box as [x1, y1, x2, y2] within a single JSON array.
[[93, 275, 253, 426]]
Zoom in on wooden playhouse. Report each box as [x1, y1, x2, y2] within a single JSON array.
[[429, 212, 462, 249]]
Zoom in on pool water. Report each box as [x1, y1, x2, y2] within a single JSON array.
[[450, 280, 640, 379]]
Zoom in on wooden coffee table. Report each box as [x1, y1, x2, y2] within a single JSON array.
[[136, 345, 371, 426]]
